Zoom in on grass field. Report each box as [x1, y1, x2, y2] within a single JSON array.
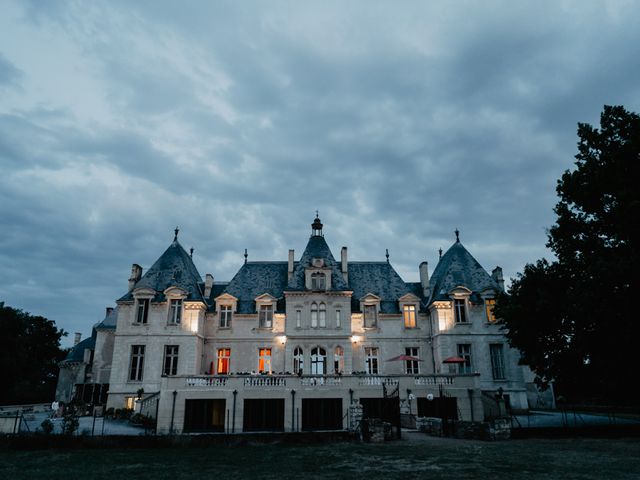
[[1, 436, 639, 479]]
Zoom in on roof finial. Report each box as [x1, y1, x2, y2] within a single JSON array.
[[315, 210, 319, 219], [439, 247, 443, 259], [311, 212, 323, 237], [174, 226, 179, 242], [190, 247, 194, 258], [455, 228, 460, 243], [385, 248, 389, 263], [244, 248, 248, 264]]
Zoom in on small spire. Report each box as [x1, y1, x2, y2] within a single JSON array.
[[174, 226, 179, 242], [311, 212, 323, 237], [190, 247, 194, 258], [385, 248, 389, 263], [244, 248, 248, 264], [455, 228, 460, 243], [439, 248, 443, 259]]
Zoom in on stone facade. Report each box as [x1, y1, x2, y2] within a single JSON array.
[[61, 216, 532, 433]]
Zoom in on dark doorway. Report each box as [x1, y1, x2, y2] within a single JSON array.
[[360, 396, 401, 433], [243, 399, 285, 432], [302, 398, 343, 431], [183, 399, 226, 432], [417, 396, 458, 420]]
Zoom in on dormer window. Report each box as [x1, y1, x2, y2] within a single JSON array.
[[259, 304, 273, 328], [364, 304, 377, 328], [136, 299, 149, 324], [311, 272, 326, 290], [454, 298, 467, 323], [220, 305, 232, 328], [169, 299, 182, 324], [485, 298, 497, 323], [403, 304, 416, 329]]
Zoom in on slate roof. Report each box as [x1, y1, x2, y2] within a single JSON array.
[[223, 262, 289, 313], [347, 262, 420, 313], [95, 307, 117, 330], [288, 235, 349, 291], [61, 335, 95, 364], [118, 239, 205, 303], [428, 240, 500, 303]]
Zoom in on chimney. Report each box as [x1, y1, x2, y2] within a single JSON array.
[[341, 247, 348, 282], [105, 307, 114, 317], [419, 261, 430, 297], [288, 249, 295, 281], [492, 266, 505, 291], [74, 332, 82, 346], [204, 273, 214, 298], [128, 263, 143, 291]]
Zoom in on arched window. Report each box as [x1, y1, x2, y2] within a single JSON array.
[[319, 303, 326, 328], [311, 302, 318, 328], [310, 346, 326, 375], [293, 347, 304, 375], [334, 346, 344, 374]]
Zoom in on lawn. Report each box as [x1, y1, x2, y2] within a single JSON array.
[[1, 436, 639, 479]]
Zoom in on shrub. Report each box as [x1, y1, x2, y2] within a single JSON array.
[[40, 419, 54, 435]]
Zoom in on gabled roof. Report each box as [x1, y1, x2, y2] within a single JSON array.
[[287, 235, 349, 291], [347, 262, 419, 313], [428, 241, 500, 303], [223, 262, 289, 314], [118, 239, 204, 303]]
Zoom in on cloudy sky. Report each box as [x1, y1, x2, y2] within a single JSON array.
[[1, 1, 639, 346]]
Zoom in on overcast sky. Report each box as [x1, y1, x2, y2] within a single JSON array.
[[1, 1, 639, 347]]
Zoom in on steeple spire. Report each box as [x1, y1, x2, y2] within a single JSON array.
[[311, 212, 323, 237]]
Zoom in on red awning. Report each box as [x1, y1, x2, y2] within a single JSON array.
[[442, 356, 466, 364], [386, 355, 422, 362]]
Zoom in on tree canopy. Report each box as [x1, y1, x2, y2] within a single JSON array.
[[0, 302, 68, 405], [497, 105, 639, 404]]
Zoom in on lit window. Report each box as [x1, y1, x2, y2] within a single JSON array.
[[296, 309, 301, 328], [220, 305, 232, 328], [485, 299, 497, 323], [136, 299, 149, 324], [311, 346, 326, 375], [259, 304, 273, 328], [311, 302, 318, 328], [311, 272, 326, 290], [490, 344, 506, 380], [169, 299, 182, 324], [217, 348, 230, 374], [457, 344, 472, 374], [293, 346, 304, 375], [364, 305, 377, 328], [334, 346, 344, 374], [454, 299, 467, 323], [129, 345, 145, 381], [365, 347, 379, 374], [319, 303, 326, 328], [405, 347, 420, 374], [125, 397, 136, 410], [336, 309, 341, 328], [163, 345, 179, 376], [258, 348, 271, 373], [403, 305, 416, 328]]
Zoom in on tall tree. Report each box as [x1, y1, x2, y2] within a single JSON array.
[[0, 302, 68, 404], [497, 105, 639, 404]]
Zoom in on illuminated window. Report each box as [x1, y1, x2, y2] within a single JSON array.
[[485, 299, 497, 323], [163, 345, 179, 376], [334, 346, 344, 374], [125, 397, 136, 410], [311, 302, 318, 328], [365, 347, 379, 374], [136, 299, 149, 324], [129, 345, 145, 381], [454, 299, 467, 323], [405, 347, 420, 374], [296, 309, 301, 328], [403, 305, 416, 328], [220, 305, 232, 328], [319, 303, 326, 328], [293, 347, 304, 375], [169, 299, 182, 324], [490, 344, 506, 380], [310, 346, 326, 375], [336, 309, 341, 328], [258, 348, 272, 373], [364, 304, 377, 328], [259, 304, 273, 328], [217, 348, 231, 374], [457, 344, 472, 374], [311, 272, 326, 290]]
